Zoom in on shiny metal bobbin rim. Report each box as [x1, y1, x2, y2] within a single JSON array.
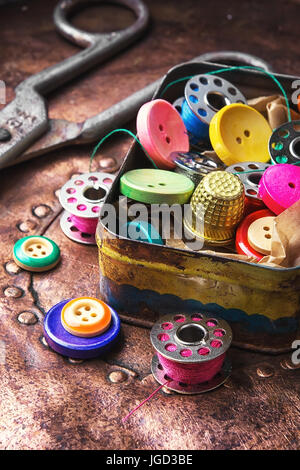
[[184, 74, 246, 125], [173, 151, 225, 186], [59, 172, 116, 219], [226, 161, 271, 200], [183, 170, 245, 244], [150, 312, 232, 364]]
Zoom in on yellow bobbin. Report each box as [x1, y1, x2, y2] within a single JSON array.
[[209, 103, 272, 166], [61, 297, 111, 338], [184, 171, 245, 245], [247, 216, 275, 255]]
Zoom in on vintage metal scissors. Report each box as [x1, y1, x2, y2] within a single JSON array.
[[0, 0, 272, 170], [0, 0, 150, 169]]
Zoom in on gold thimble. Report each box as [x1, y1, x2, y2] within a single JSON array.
[[184, 170, 244, 245]]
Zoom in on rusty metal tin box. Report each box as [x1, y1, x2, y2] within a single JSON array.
[[96, 60, 300, 353]]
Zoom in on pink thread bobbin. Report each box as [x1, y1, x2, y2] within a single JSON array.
[[150, 313, 232, 394], [59, 172, 115, 245]]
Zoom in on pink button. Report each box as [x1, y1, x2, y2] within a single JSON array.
[[258, 164, 300, 214], [136, 99, 189, 170]]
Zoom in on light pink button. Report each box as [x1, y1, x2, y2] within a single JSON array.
[[136, 99, 189, 169], [258, 164, 300, 214]]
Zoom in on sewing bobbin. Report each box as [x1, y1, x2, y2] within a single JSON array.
[[59, 172, 115, 244], [150, 313, 232, 394], [181, 74, 246, 143], [226, 161, 270, 213], [269, 120, 300, 164], [172, 151, 225, 186]]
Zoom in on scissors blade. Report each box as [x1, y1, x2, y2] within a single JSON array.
[[4, 79, 161, 167]]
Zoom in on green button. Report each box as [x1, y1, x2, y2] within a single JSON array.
[[120, 169, 195, 204], [13, 236, 61, 272]]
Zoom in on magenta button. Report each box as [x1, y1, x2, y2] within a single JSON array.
[[137, 99, 189, 170], [258, 164, 300, 214]]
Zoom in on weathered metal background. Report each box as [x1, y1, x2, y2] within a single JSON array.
[[0, 0, 299, 450]]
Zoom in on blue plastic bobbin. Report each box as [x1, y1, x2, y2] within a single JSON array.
[[120, 221, 164, 245], [43, 299, 121, 359], [181, 74, 247, 144]]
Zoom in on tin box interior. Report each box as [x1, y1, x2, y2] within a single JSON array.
[[97, 60, 300, 353]]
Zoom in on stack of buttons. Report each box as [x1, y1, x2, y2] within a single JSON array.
[[44, 297, 120, 359]]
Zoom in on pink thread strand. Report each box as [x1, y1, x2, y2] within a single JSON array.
[[122, 380, 169, 423]]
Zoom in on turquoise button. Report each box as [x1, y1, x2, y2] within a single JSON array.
[[121, 221, 164, 245], [13, 236, 61, 272]]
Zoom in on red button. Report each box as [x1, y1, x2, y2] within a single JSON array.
[[137, 99, 189, 170]]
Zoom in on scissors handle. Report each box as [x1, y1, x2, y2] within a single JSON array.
[[21, 0, 149, 94]]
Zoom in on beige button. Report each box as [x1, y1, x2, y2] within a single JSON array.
[[247, 216, 275, 255], [61, 297, 111, 338], [22, 236, 53, 258]]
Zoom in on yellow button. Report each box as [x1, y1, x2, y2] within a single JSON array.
[[209, 103, 272, 166], [61, 297, 111, 338], [247, 216, 275, 255]]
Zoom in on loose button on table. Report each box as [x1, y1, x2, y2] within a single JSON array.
[[13, 235, 60, 272]]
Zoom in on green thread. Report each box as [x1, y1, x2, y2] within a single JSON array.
[[89, 128, 158, 173], [160, 65, 292, 122]]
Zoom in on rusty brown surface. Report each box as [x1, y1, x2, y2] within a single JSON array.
[[0, 0, 300, 450]]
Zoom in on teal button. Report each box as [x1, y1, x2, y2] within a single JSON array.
[[13, 236, 61, 272], [121, 221, 164, 245]]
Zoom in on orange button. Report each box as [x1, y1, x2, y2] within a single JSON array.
[[61, 297, 111, 338]]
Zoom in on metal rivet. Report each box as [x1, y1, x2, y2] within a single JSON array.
[[17, 219, 37, 232], [0, 128, 12, 142], [68, 358, 84, 364], [280, 358, 300, 370], [98, 157, 119, 173], [17, 311, 38, 325], [5, 260, 22, 275], [108, 370, 128, 383], [4, 286, 23, 298], [256, 365, 274, 378], [32, 204, 52, 218]]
